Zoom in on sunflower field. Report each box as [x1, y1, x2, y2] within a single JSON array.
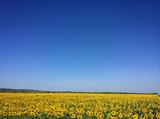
[[0, 93, 159, 119]]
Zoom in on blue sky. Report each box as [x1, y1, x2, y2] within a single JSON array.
[[0, 0, 159, 93]]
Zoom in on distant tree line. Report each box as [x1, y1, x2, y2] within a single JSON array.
[[0, 88, 158, 95]]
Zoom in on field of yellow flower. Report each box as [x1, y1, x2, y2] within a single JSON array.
[[0, 93, 159, 119]]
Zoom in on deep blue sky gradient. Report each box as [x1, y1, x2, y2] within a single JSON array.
[[0, 0, 159, 93]]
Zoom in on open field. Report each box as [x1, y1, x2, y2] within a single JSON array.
[[0, 93, 160, 119]]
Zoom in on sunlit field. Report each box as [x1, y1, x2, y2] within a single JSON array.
[[0, 93, 160, 119]]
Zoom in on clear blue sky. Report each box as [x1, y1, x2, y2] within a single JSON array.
[[0, 0, 159, 93]]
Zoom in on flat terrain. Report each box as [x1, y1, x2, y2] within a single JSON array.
[[0, 93, 160, 119]]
